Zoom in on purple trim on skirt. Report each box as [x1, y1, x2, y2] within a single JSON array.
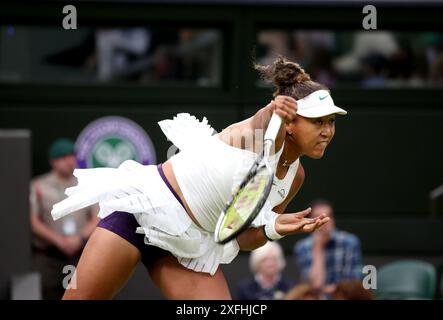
[[96, 163, 189, 268], [98, 211, 170, 268], [156, 163, 185, 208]]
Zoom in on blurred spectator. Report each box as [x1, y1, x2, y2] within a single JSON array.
[[237, 241, 293, 300], [285, 279, 374, 300], [360, 53, 388, 88], [292, 31, 337, 87], [30, 138, 99, 300], [256, 30, 294, 67], [177, 29, 221, 86], [309, 46, 337, 88], [422, 33, 443, 83], [328, 279, 375, 300], [386, 48, 414, 84], [293, 199, 362, 293], [284, 283, 321, 300], [334, 31, 399, 75], [95, 28, 151, 81]]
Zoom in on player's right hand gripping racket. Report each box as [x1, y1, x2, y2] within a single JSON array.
[[214, 113, 282, 244]]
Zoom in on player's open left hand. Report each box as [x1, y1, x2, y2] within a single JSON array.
[[275, 207, 330, 236]]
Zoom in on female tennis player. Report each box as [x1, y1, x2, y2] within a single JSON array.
[[52, 56, 347, 299]]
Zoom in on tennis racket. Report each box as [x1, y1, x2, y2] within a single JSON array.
[[214, 113, 282, 244]]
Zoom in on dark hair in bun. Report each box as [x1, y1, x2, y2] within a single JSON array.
[[254, 55, 328, 99]]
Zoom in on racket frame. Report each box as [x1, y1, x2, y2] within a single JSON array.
[[214, 114, 282, 244]]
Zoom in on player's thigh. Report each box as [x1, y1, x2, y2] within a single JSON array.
[[148, 255, 231, 299], [63, 227, 141, 300]]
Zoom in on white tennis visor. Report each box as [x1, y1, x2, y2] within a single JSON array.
[[296, 89, 347, 118]]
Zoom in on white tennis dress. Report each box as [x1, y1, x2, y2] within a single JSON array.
[[51, 113, 299, 275]]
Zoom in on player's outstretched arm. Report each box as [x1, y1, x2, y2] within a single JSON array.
[[235, 163, 302, 251], [275, 208, 330, 235], [236, 208, 330, 251]]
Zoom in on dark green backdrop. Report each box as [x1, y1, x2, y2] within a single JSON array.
[[1, 1, 443, 254]]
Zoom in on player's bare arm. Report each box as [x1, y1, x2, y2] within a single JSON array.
[[237, 164, 329, 251]]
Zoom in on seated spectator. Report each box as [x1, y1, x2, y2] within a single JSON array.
[[237, 242, 293, 300], [328, 279, 375, 300], [334, 31, 398, 75], [284, 283, 321, 300], [285, 279, 374, 300], [360, 53, 388, 88], [293, 199, 363, 293]]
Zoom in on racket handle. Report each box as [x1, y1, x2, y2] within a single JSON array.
[[264, 113, 283, 143]]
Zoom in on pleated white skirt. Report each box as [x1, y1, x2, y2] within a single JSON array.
[[52, 160, 239, 275]]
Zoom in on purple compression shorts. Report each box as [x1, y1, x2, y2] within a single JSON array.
[[97, 164, 184, 268]]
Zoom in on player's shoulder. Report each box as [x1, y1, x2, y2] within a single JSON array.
[[218, 117, 259, 153], [219, 117, 254, 138]]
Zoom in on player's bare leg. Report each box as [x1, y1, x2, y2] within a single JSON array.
[[63, 227, 141, 300], [148, 255, 231, 299]]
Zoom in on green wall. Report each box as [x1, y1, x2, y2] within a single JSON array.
[[1, 1, 443, 254]]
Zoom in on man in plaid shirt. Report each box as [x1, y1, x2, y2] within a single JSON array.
[[293, 199, 362, 291]]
